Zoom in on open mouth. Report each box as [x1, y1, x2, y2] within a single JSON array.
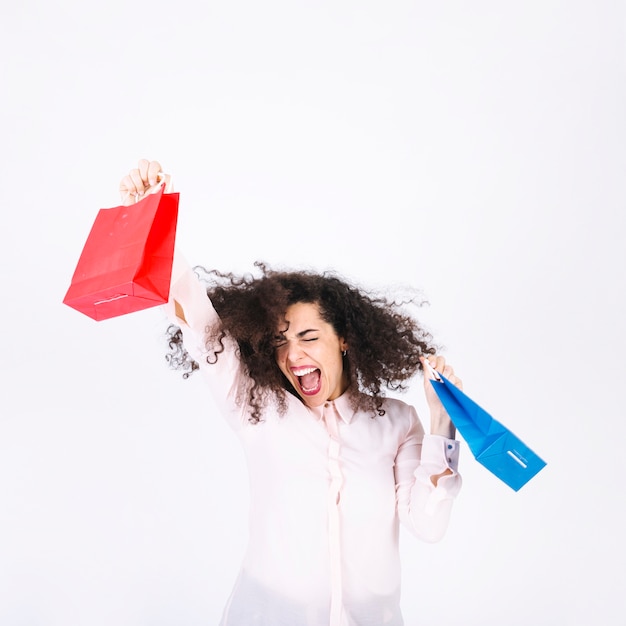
[[293, 367, 322, 396]]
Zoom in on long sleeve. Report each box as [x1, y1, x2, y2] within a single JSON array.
[[164, 250, 250, 427], [394, 407, 462, 543]]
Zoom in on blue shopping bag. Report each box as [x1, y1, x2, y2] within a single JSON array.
[[428, 371, 547, 491]]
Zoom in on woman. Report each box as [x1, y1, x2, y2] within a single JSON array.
[[120, 159, 463, 626]]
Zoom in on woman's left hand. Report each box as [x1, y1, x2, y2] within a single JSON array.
[[420, 355, 462, 439]]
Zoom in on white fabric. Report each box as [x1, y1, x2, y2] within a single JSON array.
[[166, 253, 462, 626]]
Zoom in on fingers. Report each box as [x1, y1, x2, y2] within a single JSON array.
[[118, 175, 137, 205], [135, 158, 163, 186], [146, 159, 162, 186], [118, 159, 163, 204], [421, 354, 463, 390]]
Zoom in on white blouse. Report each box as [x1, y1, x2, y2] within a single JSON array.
[[166, 253, 462, 626]]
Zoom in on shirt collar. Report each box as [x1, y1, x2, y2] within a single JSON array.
[[309, 390, 357, 425]]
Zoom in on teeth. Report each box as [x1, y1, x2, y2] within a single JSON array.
[[293, 367, 317, 376]]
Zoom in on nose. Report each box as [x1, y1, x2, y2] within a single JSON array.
[[283, 340, 305, 363]]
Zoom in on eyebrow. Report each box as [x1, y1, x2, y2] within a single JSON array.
[[275, 328, 319, 340], [296, 328, 320, 338]]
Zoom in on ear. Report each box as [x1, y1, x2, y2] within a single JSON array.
[[340, 339, 349, 351]]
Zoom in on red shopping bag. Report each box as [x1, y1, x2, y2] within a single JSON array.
[[63, 182, 179, 321]]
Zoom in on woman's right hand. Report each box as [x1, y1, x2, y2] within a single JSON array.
[[119, 158, 168, 205]]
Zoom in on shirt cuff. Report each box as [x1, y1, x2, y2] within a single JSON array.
[[419, 435, 462, 515], [421, 434, 460, 474]]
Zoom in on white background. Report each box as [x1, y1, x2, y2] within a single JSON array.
[[1, 1, 624, 625]]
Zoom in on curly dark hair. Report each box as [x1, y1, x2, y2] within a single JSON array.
[[166, 262, 438, 423]]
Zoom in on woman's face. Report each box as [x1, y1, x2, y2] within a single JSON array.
[[274, 301, 349, 408]]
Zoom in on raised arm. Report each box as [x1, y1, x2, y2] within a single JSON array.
[[118, 159, 250, 427], [395, 356, 463, 542], [421, 355, 462, 485]]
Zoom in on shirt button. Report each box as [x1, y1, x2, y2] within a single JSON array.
[[447, 444, 454, 449], [324, 402, 330, 408]]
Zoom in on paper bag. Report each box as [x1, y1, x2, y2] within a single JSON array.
[[429, 373, 547, 491], [63, 183, 179, 321]]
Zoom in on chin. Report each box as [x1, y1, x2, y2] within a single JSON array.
[[298, 391, 327, 408]]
